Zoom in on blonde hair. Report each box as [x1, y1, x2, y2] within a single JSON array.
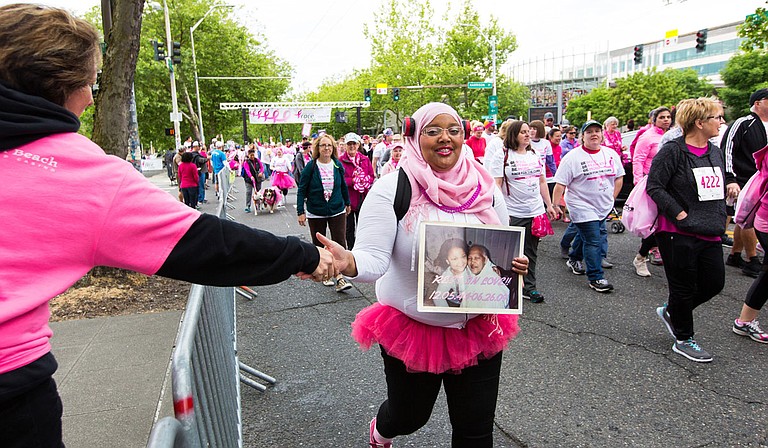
[[675, 97, 721, 135], [311, 134, 337, 160], [0, 3, 102, 106], [497, 119, 514, 142]]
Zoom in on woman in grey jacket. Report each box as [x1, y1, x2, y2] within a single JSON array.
[[646, 97, 727, 363]]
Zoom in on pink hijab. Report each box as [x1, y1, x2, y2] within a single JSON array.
[[399, 102, 499, 226]]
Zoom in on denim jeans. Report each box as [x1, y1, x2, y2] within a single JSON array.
[[570, 220, 605, 281], [566, 220, 608, 261], [197, 169, 206, 202]]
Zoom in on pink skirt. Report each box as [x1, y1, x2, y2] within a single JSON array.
[[351, 303, 519, 374], [271, 171, 296, 190]]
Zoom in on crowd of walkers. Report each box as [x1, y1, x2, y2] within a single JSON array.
[[4, 6, 768, 448]]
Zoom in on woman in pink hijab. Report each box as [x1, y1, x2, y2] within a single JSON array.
[[317, 103, 528, 447]]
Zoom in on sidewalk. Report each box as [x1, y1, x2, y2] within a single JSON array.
[[51, 312, 181, 448]]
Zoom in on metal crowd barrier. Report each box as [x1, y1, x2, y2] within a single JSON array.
[[147, 284, 275, 448], [146, 416, 189, 448]]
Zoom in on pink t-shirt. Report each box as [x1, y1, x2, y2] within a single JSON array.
[[0, 133, 200, 374]]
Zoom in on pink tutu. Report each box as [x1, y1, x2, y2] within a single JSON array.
[[271, 171, 296, 190], [351, 303, 519, 374]]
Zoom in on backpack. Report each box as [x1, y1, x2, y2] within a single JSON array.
[[621, 175, 658, 238]]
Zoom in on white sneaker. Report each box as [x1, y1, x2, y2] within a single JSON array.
[[633, 255, 651, 277], [322, 278, 335, 287]]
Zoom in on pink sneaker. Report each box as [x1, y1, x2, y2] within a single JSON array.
[[369, 417, 392, 448]]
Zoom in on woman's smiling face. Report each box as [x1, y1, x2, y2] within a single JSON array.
[[419, 114, 463, 172]]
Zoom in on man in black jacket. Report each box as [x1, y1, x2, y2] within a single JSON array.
[[723, 89, 768, 277]]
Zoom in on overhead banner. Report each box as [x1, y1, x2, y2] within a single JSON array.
[[249, 107, 332, 124]]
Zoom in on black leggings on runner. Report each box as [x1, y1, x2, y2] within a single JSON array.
[[745, 230, 768, 311], [639, 234, 657, 257]]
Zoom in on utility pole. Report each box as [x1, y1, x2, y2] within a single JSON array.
[[163, 0, 181, 149]]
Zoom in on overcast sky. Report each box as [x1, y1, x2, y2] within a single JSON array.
[[3, 0, 765, 94]]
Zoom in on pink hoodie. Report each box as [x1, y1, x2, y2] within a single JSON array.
[[632, 126, 665, 184]]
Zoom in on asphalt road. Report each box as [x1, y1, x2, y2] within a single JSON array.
[[231, 178, 767, 447]]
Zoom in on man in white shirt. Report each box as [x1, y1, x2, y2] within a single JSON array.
[[552, 120, 624, 293], [482, 121, 496, 143]]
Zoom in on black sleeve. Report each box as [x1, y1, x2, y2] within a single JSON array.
[[156, 214, 320, 286]]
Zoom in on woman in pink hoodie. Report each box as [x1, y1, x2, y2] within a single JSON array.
[[631, 107, 672, 277]]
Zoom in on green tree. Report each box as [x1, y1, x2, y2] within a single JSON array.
[[720, 51, 768, 118], [304, 0, 527, 134], [565, 68, 711, 129], [82, 0, 291, 150], [738, 2, 768, 51]]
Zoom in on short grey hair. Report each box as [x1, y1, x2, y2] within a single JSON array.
[[603, 116, 619, 128]]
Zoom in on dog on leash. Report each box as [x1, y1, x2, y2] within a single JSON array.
[[261, 187, 278, 214], [251, 190, 265, 215]]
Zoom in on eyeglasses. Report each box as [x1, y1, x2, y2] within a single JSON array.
[[567, 132, 576, 135], [421, 126, 463, 137], [318, 143, 334, 148], [706, 115, 725, 121]]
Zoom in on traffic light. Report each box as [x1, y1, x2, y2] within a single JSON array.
[[152, 40, 166, 61], [165, 127, 175, 136], [696, 29, 708, 53], [171, 41, 181, 64], [364, 88, 372, 102], [392, 88, 400, 101], [633, 44, 643, 65]]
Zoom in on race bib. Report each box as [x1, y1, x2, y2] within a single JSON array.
[[692, 166, 724, 201]]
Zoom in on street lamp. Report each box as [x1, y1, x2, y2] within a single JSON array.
[[459, 23, 497, 123], [191, 4, 234, 146]]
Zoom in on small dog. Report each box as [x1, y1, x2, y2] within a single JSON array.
[[251, 190, 264, 215], [261, 187, 278, 214]]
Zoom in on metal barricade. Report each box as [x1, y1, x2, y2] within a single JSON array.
[[146, 417, 189, 448], [163, 285, 274, 448], [171, 285, 241, 447]]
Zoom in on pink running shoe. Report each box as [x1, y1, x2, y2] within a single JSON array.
[[369, 417, 392, 448]]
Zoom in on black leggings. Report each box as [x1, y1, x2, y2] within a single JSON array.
[[638, 234, 657, 257], [375, 347, 502, 448], [745, 230, 768, 311], [656, 232, 725, 340]]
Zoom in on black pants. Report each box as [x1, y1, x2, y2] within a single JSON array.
[[375, 347, 502, 448], [656, 232, 724, 340], [181, 187, 198, 208], [0, 376, 64, 448], [307, 213, 347, 249], [345, 209, 360, 250], [638, 234, 657, 257], [509, 216, 539, 293], [745, 230, 768, 311]]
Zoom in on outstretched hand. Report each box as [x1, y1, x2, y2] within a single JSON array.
[[296, 246, 336, 282], [316, 232, 353, 276]]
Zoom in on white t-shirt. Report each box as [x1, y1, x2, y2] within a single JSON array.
[[482, 132, 495, 143], [484, 136, 504, 178], [553, 146, 625, 223], [530, 138, 552, 171], [350, 173, 507, 328], [500, 150, 546, 218]]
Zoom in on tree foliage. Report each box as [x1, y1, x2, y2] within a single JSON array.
[[738, 2, 768, 52], [302, 0, 528, 137], [720, 51, 768, 118], [565, 68, 712, 129], [82, 0, 291, 151]]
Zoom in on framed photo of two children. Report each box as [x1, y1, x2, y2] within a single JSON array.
[[416, 221, 525, 315]]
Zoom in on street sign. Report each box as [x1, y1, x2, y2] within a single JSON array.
[[481, 115, 493, 120], [169, 112, 182, 122], [488, 95, 498, 115], [664, 29, 678, 47], [376, 83, 388, 95], [468, 82, 493, 89]]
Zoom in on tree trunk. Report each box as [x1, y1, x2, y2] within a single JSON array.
[[182, 83, 201, 143], [92, 0, 145, 158]]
